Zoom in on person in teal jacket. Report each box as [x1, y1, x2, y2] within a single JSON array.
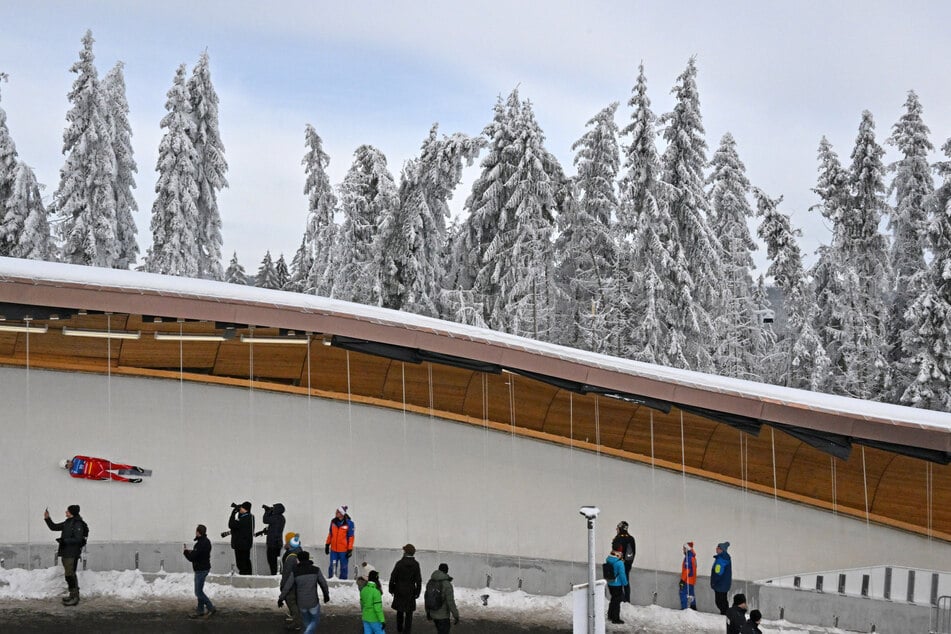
[[605, 549, 628, 625], [360, 570, 386, 634]]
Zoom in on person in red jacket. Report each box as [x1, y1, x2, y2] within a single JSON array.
[[325, 505, 354, 579], [679, 541, 697, 610], [61, 455, 144, 483]]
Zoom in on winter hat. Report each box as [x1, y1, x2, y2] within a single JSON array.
[[289, 534, 301, 549], [367, 570, 380, 583], [438, 563, 449, 573], [360, 562, 376, 578], [617, 521, 629, 531], [403, 543, 416, 556], [749, 609, 762, 623], [732, 593, 747, 606], [684, 541, 694, 550], [717, 541, 730, 552], [241, 501, 252, 511], [67, 504, 80, 516], [285, 532, 297, 545], [337, 505, 348, 516], [298, 550, 310, 562]]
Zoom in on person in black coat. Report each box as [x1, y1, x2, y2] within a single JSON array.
[[228, 501, 254, 575], [611, 521, 636, 602], [260, 503, 286, 575], [741, 608, 763, 634], [725, 593, 748, 634], [183, 524, 216, 618], [389, 543, 422, 633], [44, 504, 88, 606]]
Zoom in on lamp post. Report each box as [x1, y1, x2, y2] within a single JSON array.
[[579, 506, 600, 634]]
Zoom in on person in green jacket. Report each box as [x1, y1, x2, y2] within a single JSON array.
[[360, 570, 386, 634], [425, 563, 459, 633]]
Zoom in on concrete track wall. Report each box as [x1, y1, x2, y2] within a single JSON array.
[[2, 367, 949, 591]]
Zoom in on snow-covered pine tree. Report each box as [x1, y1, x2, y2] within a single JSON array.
[[51, 31, 119, 267], [187, 51, 227, 280], [274, 253, 290, 290], [618, 63, 678, 366], [751, 274, 777, 375], [145, 64, 200, 277], [886, 91, 934, 401], [707, 133, 758, 379], [300, 124, 338, 297], [0, 74, 24, 257], [286, 237, 312, 293], [255, 250, 279, 289], [380, 125, 482, 315], [102, 62, 138, 269], [556, 102, 620, 352], [833, 111, 891, 399], [4, 161, 51, 260], [901, 137, 951, 411], [334, 145, 398, 304], [225, 251, 248, 285]]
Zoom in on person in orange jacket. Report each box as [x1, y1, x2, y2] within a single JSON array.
[[325, 505, 354, 579], [679, 541, 697, 610]]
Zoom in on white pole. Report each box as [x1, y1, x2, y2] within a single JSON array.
[[587, 515, 596, 634]]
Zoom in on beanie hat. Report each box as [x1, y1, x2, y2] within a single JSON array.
[[298, 550, 310, 562], [617, 521, 629, 531], [67, 504, 80, 516], [337, 505, 348, 516], [241, 501, 252, 511], [749, 609, 762, 623], [289, 535, 301, 549], [285, 532, 297, 545], [733, 593, 747, 606], [717, 541, 730, 552], [403, 543, 416, 556], [684, 541, 694, 550], [438, 563, 449, 573]]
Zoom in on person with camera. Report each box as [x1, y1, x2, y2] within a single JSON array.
[[225, 501, 254, 575], [183, 524, 216, 618], [278, 550, 330, 634], [259, 503, 286, 575], [43, 504, 89, 606]]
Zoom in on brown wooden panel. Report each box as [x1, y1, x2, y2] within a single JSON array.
[[19, 328, 118, 362], [0, 332, 17, 356], [119, 338, 218, 369]]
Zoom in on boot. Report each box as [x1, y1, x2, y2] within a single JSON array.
[[62, 589, 80, 606]]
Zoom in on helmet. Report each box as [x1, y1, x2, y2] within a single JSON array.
[[617, 521, 629, 531], [60, 459, 70, 470]]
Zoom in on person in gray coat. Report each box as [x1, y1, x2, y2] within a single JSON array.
[[425, 563, 459, 633], [279, 551, 329, 634]]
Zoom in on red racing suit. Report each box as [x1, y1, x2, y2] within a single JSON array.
[[67, 455, 135, 483]]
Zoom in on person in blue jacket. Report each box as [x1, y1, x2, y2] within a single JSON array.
[[605, 549, 628, 625], [710, 541, 733, 615]]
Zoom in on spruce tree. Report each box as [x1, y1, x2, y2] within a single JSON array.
[[301, 124, 338, 296], [225, 251, 247, 285], [287, 237, 312, 293], [707, 133, 758, 378], [274, 253, 290, 290], [658, 57, 719, 371], [901, 137, 951, 411], [557, 102, 620, 352], [188, 51, 227, 280], [0, 74, 23, 257], [52, 31, 119, 267], [4, 161, 51, 260], [255, 250, 279, 289], [145, 64, 200, 277], [102, 62, 138, 269], [886, 91, 934, 400]]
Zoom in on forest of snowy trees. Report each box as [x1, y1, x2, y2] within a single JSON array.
[[1, 34, 950, 413]]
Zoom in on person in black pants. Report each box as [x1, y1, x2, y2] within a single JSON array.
[[611, 521, 636, 602], [389, 543, 422, 633], [259, 503, 286, 575], [227, 501, 254, 575]]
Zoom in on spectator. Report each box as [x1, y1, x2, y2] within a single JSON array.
[[741, 608, 763, 634], [389, 543, 423, 633], [680, 541, 697, 610], [710, 541, 732, 615], [43, 505, 88, 606], [611, 521, 636, 603], [281, 533, 304, 631], [605, 549, 627, 625], [228, 501, 255, 575], [360, 569, 386, 633], [183, 524, 216, 618], [725, 593, 748, 634], [324, 505, 354, 579], [425, 563, 459, 633], [261, 503, 287, 575], [279, 551, 330, 634]]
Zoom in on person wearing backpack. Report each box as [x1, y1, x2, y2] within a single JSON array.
[[424, 563, 459, 633], [604, 549, 627, 625], [611, 521, 636, 602], [44, 504, 89, 606], [389, 543, 423, 633]]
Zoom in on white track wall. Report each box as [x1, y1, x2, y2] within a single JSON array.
[[2, 366, 950, 583]]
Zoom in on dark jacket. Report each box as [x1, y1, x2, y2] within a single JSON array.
[[280, 559, 329, 611], [389, 555, 422, 612], [726, 605, 747, 634], [740, 621, 762, 634], [45, 515, 88, 558], [711, 551, 732, 592], [611, 532, 636, 570], [229, 509, 254, 551], [184, 535, 212, 572], [281, 547, 301, 586], [262, 504, 286, 548], [426, 569, 459, 621]]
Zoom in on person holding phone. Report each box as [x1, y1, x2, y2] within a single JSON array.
[[183, 524, 215, 618]]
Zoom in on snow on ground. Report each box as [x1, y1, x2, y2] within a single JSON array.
[[0, 567, 847, 633]]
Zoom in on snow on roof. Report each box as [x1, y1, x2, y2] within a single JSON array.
[[2, 256, 950, 437]]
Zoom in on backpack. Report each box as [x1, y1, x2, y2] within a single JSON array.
[[423, 578, 444, 611], [602, 562, 616, 581], [623, 543, 634, 564]]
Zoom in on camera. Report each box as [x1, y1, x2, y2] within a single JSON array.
[[221, 530, 231, 538], [578, 506, 601, 520], [230, 502, 238, 509], [263, 504, 271, 511]]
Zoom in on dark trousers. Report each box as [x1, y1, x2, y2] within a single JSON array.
[[286, 591, 302, 626], [433, 618, 451, 633], [623, 562, 632, 602], [62, 557, 79, 591], [396, 610, 414, 632], [607, 584, 623, 622], [266, 545, 281, 575], [715, 591, 729, 615], [234, 549, 252, 575]]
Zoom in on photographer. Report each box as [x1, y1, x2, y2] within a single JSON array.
[[226, 501, 254, 575], [259, 503, 286, 575]]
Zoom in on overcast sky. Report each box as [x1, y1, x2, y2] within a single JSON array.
[[1, 1, 949, 275]]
